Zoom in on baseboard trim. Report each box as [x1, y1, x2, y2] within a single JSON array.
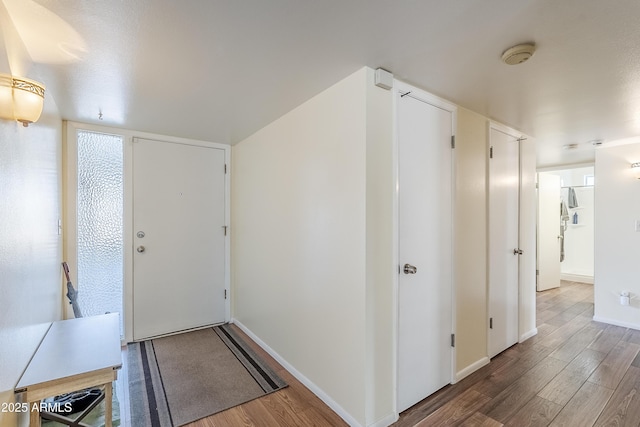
[[231, 319, 365, 427], [592, 316, 640, 331], [561, 273, 594, 284], [520, 328, 538, 343], [368, 413, 398, 427], [456, 357, 490, 382]]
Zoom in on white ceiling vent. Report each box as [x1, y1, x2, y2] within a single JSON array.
[[501, 43, 536, 65]]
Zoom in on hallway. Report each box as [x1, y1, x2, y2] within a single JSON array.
[[395, 281, 640, 426]]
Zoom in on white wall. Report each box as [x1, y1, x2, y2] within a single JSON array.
[[231, 67, 538, 424], [364, 70, 394, 425], [454, 113, 538, 377], [232, 67, 374, 426], [0, 104, 62, 427], [594, 144, 640, 329], [454, 107, 488, 376]]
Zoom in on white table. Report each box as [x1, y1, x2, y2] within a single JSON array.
[[15, 314, 122, 427]]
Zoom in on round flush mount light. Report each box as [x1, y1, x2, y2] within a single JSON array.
[[590, 139, 604, 147], [501, 43, 536, 65], [563, 143, 579, 150]]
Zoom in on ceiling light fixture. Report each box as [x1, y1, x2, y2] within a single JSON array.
[[563, 143, 579, 150], [0, 73, 46, 127], [632, 162, 640, 179], [501, 43, 536, 65]]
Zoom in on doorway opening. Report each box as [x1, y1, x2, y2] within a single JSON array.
[[65, 123, 231, 343], [536, 166, 595, 329], [537, 166, 595, 288]]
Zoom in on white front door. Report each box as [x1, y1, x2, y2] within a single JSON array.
[[397, 90, 454, 412], [537, 173, 561, 291], [132, 138, 227, 340], [488, 126, 520, 358]]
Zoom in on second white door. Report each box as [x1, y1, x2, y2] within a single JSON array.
[[133, 138, 227, 340], [397, 91, 454, 412], [537, 173, 561, 291], [488, 126, 520, 358]]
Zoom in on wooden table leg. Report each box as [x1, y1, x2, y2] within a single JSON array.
[[30, 400, 41, 427], [105, 382, 113, 427]]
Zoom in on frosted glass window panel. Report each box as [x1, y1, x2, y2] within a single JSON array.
[[76, 131, 124, 335]]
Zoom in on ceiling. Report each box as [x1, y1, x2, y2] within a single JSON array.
[[3, 0, 640, 167]]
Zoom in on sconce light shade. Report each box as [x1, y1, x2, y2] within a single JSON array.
[[0, 74, 13, 119], [12, 76, 45, 126], [632, 162, 640, 179], [0, 74, 45, 127]]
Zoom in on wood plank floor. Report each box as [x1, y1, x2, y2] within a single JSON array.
[[116, 280, 639, 427], [393, 281, 640, 427], [112, 324, 346, 427]]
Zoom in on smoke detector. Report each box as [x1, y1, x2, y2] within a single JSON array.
[[501, 43, 536, 65]]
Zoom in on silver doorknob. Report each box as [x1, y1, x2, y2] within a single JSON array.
[[513, 248, 523, 255], [137, 246, 145, 253], [403, 264, 417, 274]]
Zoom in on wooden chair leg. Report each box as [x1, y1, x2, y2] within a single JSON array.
[[104, 382, 113, 427], [30, 401, 41, 427]]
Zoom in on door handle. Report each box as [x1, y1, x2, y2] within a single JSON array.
[[513, 248, 523, 255], [403, 264, 417, 274], [137, 246, 146, 253]]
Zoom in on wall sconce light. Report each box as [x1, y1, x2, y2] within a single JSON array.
[[632, 162, 640, 179], [0, 73, 46, 127]]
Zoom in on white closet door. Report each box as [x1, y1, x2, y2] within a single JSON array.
[[537, 173, 561, 291], [397, 92, 454, 412], [488, 126, 520, 358]]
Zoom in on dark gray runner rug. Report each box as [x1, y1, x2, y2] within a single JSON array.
[[127, 324, 287, 427]]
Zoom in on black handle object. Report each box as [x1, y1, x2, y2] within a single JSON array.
[[62, 262, 83, 318]]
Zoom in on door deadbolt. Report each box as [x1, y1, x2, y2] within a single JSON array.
[[137, 246, 146, 253], [137, 231, 145, 238], [403, 264, 417, 274], [513, 248, 523, 255]]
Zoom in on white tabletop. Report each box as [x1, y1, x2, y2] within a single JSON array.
[[17, 313, 122, 389]]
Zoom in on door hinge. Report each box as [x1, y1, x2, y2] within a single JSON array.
[[222, 225, 227, 236], [489, 146, 494, 159], [451, 135, 455, 149], [224, 164, 227, 174], [489, 317, 493, 329], [451, 334, 455, 347], [225, 289, 227, 299]]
